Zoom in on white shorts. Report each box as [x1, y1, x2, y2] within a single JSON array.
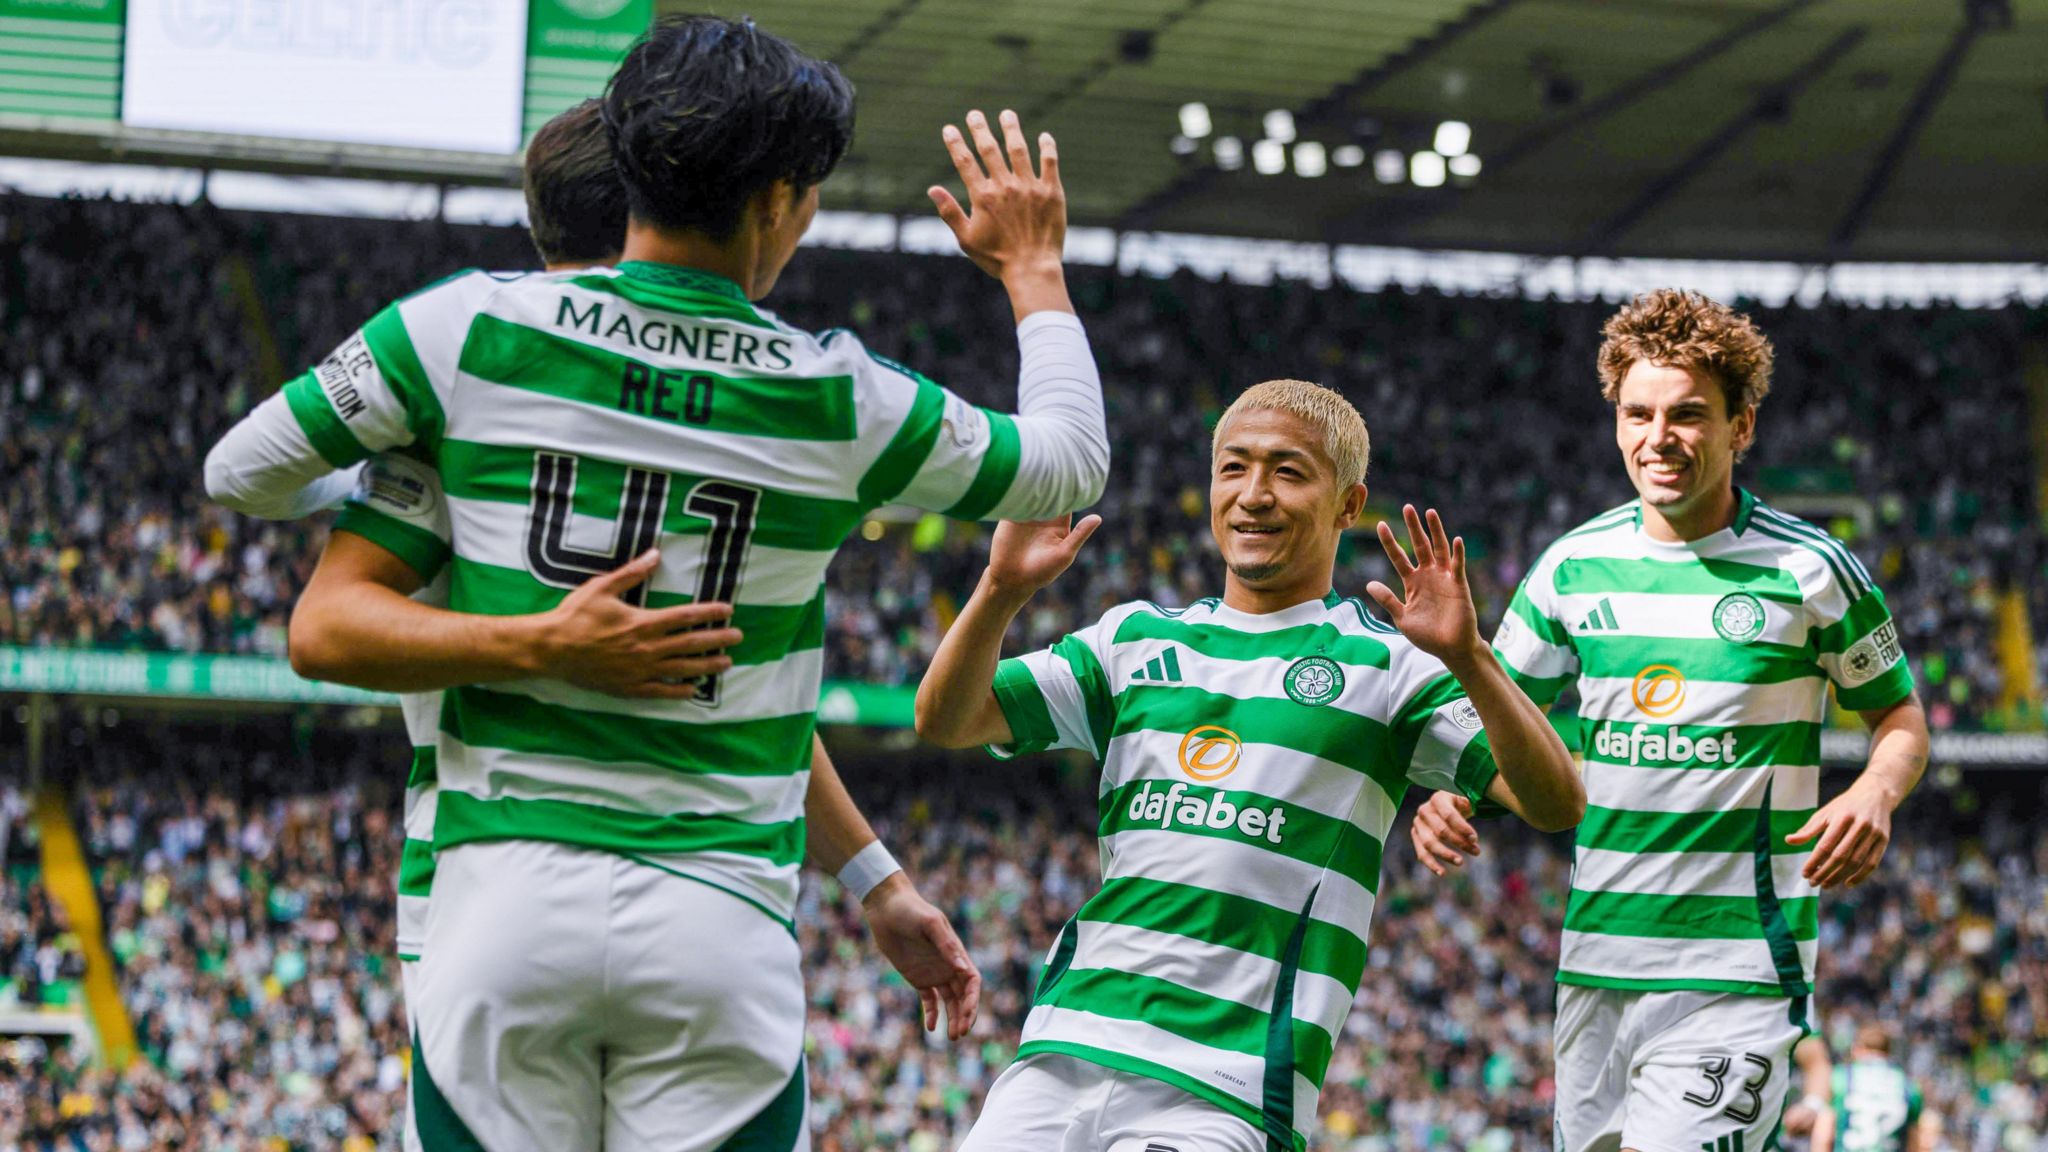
[[1554, 985, 1809, 1152], [960, 1053, 1264, 1152], [413, 839, 809, 1152]]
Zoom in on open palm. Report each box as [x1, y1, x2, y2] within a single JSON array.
[[1365, 505, 1482, 664], [987, 515, 1102, 593]]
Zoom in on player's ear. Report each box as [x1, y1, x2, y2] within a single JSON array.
[[1334, 482, 1367, 530], [1731, 403, 1757, 457], [749, 180, 796, 234]]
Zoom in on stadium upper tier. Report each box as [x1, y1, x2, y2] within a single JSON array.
[[0, 192, 2041, 728]]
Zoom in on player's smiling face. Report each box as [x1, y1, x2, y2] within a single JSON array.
[[1209, 408, 1365, 601], [1615, 360, 1754, 525]]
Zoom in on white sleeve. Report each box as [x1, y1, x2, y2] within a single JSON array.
[[204, 392, 357, 520], [988, 311, 1110, 520], [874, 311, 1108, 519]]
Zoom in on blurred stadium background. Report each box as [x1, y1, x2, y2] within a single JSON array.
[[2, 0, 2046, 1148]]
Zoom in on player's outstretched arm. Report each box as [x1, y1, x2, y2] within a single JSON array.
[[1787, 691, 1929, 889], [290, 540, 739, 699], [1368, 504, 1585, 833], [204, 391, 364, 519], [919, 110, 1108, 520], [915, 515, 1100, 748], [804, 735, 981, 1040]]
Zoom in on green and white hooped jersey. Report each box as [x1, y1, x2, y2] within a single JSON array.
[[989, 593, 1499, 1151], [280, 263, 1064, 923], [333, 454, 455, 963], [1832, 1058, 1922, 1152], [1492, 491, 1913, 997]]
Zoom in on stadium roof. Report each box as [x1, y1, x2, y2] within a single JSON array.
[[723, 0, 2048, 262]]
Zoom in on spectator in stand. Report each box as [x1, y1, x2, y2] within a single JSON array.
[[0, 786, 87, 1014]]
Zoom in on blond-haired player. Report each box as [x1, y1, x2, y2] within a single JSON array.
[[918, 380, 1584, 1151], [1411, 290, 1931, 1152]]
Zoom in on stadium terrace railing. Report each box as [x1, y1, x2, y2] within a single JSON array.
[[2, 648, 2042, 766], [0, 647, 913, 726]]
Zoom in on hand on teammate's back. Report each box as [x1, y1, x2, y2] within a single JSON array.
[[861, 874, 983, 1041], [1410, 791, 1484, 877], [984, 515, 1103, 597], [1366, 505, 1486, 667], [535, 549, 742, 699], [929, 110, 1066, 287]]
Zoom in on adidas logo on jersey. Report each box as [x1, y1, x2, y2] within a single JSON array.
[[1577, 598, 1620, 632], [1130, 647, 1184, 684], [1126, 780, 1288, 844]]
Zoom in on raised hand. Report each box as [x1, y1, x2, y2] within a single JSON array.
[[1365, 505, 1485, 667], [929, 109, 1066, 283], [986, 515, 1102, 596], [537, 549, 741, 699]]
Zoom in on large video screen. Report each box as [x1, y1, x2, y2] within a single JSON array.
[[120, 0, 532, 154]]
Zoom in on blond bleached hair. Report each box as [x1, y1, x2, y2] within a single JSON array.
[[1212, 379, 1370, 484]]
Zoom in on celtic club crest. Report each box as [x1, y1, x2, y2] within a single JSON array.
[[1284, 656, 1344, 707], [1712, 592, 1767, 645]]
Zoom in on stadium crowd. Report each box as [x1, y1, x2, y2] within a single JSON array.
[[0, 192, 2041, 727], [0, 785, 85, 1015], [1, 720, 2043, 1151]]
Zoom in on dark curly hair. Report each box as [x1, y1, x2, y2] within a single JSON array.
[[1597, 288, 1775, 416], [523, 100, 627, 266], [603, 15, 854, 241]]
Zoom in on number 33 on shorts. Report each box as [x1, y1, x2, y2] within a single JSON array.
[[1682, 1053, 1773, 1125]]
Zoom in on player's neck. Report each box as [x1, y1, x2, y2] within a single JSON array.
[[1640, 484, 1737, 543], [1221, 570, 1333, 616], [620, 222, 759, 297]]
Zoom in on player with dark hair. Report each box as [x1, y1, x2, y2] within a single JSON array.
[[207, 13, 1107, 1151], [210, 92, 983, 1152], [1410, 289, 1930, 1152], [522, 98, 628, 268]]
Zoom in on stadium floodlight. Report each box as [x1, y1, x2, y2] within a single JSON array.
[[1214, 136, 1244, 170], [1293, 141, 1327, 178], [1252, 138, 1286, 175], [1373, 148, 1406, 184], [1179, 102, 1212, 139], [1410, 151, 1447, 187], [1332, 144, 1366, 168], [1171, 134, 1199, 156], [1263, 109, 1296, 144], [1433, 120, 1471, 157], [1448, 153, 1482, 178]]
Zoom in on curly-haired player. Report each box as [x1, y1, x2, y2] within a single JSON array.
[[1410, 289, 1930, 1152]]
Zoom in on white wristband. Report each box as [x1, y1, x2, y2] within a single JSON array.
[[1798, 1094, 1830, 1113], [837, 840, 902, 903]]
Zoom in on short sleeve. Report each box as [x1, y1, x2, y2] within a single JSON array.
[[1491, 567, 1577, 708], [1815, 587, 1912, 712], [837, 329, 1020, 517], [279, 270, 498, 467], [333, 453, 453, 585], [1392, 670, 1499, 806], [987, 621, 1117, 761]]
